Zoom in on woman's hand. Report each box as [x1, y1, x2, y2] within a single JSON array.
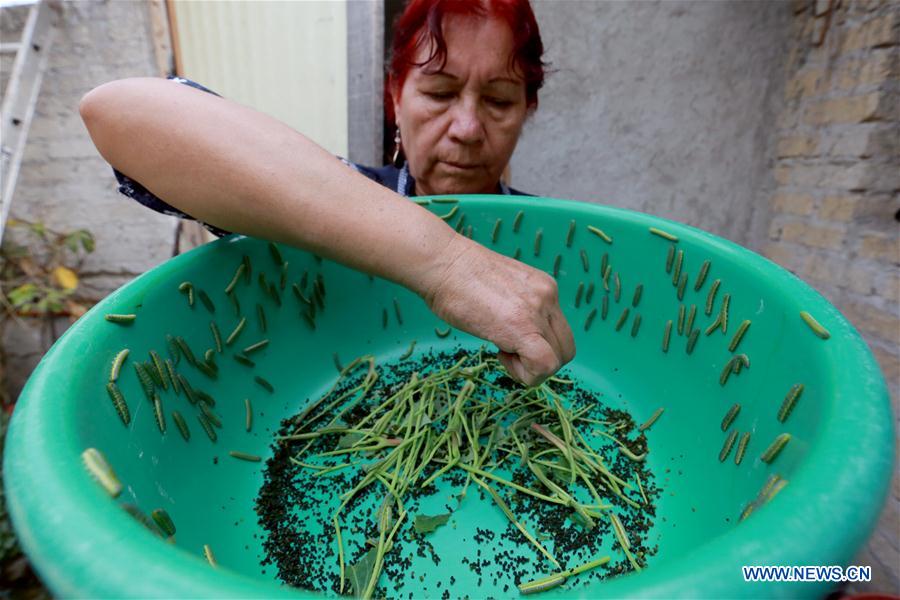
[[419, 233, 576, 386]]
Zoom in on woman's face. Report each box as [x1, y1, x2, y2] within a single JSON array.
[[393, 15, 529, 196]]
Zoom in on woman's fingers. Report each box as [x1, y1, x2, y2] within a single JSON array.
[[497, 333, 563, 386], [423, 234, 576, 385], [546, 308, 576, 365]]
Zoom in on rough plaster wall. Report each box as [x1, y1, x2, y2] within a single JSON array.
[[511, 0, 791, 248], [3, 0, 176, 398]]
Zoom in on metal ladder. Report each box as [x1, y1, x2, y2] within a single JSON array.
[[0, 0, 59, 245]]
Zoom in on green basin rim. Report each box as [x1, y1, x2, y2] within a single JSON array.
[[4, 195, 893, 598]]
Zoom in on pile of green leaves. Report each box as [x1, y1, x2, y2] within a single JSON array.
[[282, 348, 649, 598]]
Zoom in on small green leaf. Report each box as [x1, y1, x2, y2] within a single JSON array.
[[8, 283, 37, 307], [413, 513, 451, 534], [337, 432, 364, 449], [347, 547, 377, 597], [29, 222, 46, 237], [79, 231, 95, 252]]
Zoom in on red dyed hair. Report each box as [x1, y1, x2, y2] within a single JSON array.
[[386, 0, 547, 124]]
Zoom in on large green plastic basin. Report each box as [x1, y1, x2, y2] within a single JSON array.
[[4, 195, 894, 598]]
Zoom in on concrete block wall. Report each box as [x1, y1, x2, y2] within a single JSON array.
[[761, 0, 899, 593], [2, 0, 177, 398]]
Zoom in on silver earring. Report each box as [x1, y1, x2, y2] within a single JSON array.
[[392, 127, 403, 167]]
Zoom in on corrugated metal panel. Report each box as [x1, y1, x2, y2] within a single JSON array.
[[171, 0, 348, 157]]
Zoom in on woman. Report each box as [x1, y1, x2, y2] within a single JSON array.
[[79, 0, 574, 386]]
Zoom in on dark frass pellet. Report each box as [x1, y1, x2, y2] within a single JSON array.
[[513, 210, 524, 232], [584, 308, 597, 331], [553, 254, 562, 278], [585, 282, 595, 304], [615, 308, 630, 332], [575, 282, 584, 308], [580, 249, 589, 272], [566, 220, 576, 247], [533, 229, 543, 257]]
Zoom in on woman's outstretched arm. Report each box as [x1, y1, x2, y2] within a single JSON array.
[[79, 77, 574, 385]]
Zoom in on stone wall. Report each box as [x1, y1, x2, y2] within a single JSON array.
[[762, 0, 899, 593]]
